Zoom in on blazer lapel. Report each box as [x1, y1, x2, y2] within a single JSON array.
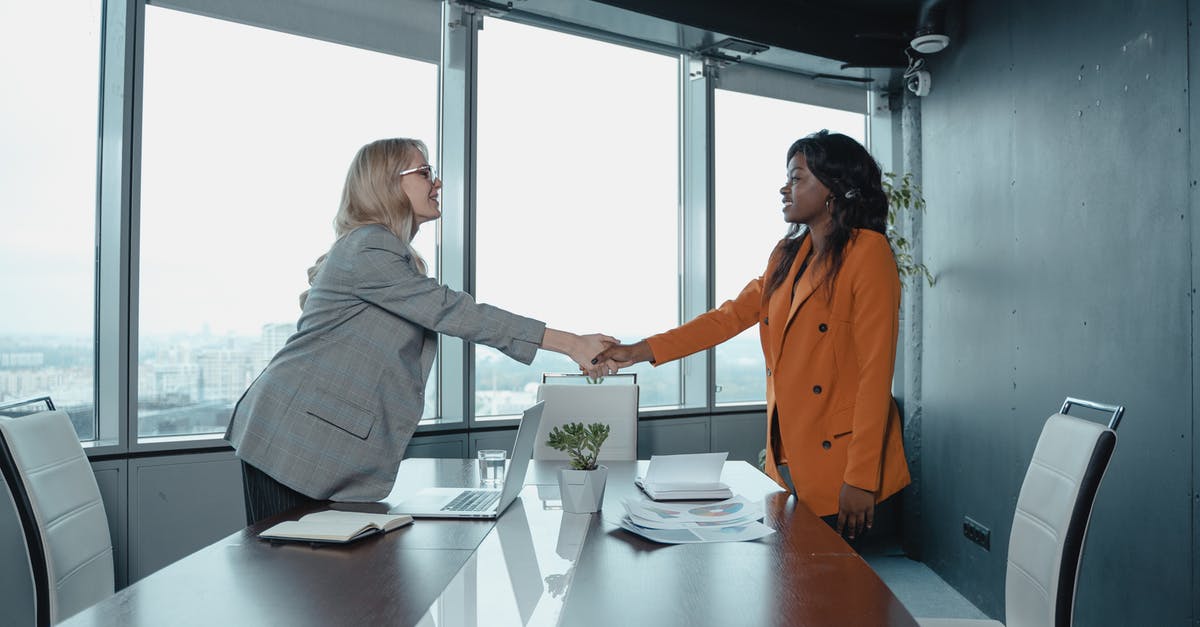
[[768, 236, 815, 360], [787, 255, 820, 325]]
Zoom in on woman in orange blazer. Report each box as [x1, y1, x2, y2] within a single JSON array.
[[596, 130, 909, 539]]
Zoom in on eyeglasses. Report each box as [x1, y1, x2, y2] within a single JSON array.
[[398, 164, 438, 181]]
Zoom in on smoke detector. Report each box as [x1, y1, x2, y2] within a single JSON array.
[[911, 33, 949, 54]]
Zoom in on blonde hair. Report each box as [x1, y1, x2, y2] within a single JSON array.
[[301, 138, 431, 307]]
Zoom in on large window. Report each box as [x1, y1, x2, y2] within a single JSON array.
[[0, 0, 103, 439], [13, 1, 881, 447], [137, 7, 439, 437], [713, 90, 866, 405], [474, 18, 681, 417]]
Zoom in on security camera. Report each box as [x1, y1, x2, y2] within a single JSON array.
[[907, 70, 931, 97]]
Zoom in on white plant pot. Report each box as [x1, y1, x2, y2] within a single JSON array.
[[558, 465, 608, 514]]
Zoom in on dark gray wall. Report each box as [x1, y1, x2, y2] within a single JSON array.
[[918, 1, 1193, 624], [127, 453, 244, 582]]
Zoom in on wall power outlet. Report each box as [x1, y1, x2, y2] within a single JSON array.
[[963, 516, 990, 550]]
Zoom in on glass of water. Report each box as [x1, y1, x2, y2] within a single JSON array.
[[477, 449, 507, 488]]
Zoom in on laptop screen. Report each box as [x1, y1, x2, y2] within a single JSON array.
[[495, 401, 544, 508]]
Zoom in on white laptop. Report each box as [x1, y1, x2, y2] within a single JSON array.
[[389, 402, 544, 519]]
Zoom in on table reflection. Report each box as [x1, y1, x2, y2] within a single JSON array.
[[416, 486, 593, 627], [536, 484, 562, 510]]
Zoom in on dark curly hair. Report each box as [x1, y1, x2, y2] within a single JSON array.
[[763, 130, 889, 300]]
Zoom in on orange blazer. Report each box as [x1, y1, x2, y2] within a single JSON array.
[[646, 229, 910, 517]]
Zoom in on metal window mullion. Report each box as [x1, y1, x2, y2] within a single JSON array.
[[435, 3, 478, 428], [95, 0, 141, 453], [679, 55, 713, 410], [126, 0, 148, 449]]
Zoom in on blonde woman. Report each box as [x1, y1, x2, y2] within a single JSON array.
[[227, 138, 614, 524]]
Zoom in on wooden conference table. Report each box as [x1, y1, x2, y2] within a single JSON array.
[[62, 459, 917, 627]]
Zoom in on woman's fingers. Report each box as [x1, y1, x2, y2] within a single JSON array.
[[837, 482, 876, 540]]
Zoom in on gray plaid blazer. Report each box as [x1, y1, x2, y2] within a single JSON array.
[[226, 224, 545, 501]]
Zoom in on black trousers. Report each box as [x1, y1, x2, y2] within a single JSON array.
[[240, 461, 320, 526], [819, 497, 898, 553]]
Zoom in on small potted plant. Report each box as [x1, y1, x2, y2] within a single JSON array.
[[546, 422, 611, 514]]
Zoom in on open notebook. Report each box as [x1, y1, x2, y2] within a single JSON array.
[[259, 510, 413, 544]]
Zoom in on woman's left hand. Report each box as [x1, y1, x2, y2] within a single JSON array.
[[836, 482, 876, 540]]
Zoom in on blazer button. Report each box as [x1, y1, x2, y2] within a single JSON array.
[[818, 323, 828, 332], [821, 440, 831, 450], [812, 385, 822, 394], [764, 316, 769, 325], [766, 368, 772, 377]]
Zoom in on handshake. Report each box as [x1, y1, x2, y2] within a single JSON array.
[[566, 333, 656, 380]]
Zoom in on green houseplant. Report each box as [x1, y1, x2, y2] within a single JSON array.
[[883, 171, 935, 287], [547, 422, 611, 513], [546, 422, 610, 470]]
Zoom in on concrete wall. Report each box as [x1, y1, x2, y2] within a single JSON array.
[[917, 1, 1194, 623]]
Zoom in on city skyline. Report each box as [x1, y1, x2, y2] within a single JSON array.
[[1, 322, 769, 439]]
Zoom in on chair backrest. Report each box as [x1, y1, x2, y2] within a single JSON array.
[[0, 396, 56, 417], [533, 383, 639, 462], [1004, 399, 1120, 627], [0, 410, 114, 626]]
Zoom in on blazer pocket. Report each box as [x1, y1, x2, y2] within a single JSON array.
[[825, 405, 855, 440], [305, 392, 377, 440]]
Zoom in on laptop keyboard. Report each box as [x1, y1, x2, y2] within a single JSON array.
[[442, 490, 501, 512]]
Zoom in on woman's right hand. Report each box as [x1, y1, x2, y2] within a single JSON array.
[[541, 329, 617, 378], [593, 340, 654, 372], [572, 333, 619, 377]]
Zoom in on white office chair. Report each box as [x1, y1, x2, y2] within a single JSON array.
[[534, 374, 638, 462], [918, 397, 1121, 627], [0, 395, 56, 417], [0, 409, 114, 626]]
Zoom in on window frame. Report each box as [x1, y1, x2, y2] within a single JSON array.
[[91, 0, 450, 453], [709, 69, 872, 409], [91, 0, 138, 454], [129, 3, 441, 443], [83, 0, 877, 454], [0, 0, 109, 447], [466, 12, 688, 425]]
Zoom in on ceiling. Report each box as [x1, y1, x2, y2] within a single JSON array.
[[500, 0, 945, 90], [593, 0, 928, 69]]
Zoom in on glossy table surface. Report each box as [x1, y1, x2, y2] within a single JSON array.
[[62, 459, 917, 627]]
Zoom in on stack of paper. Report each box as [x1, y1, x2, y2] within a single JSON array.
[[616, 495, 775, 544], [635, 452, 733, 500]]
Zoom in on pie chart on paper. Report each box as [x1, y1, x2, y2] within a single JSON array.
[[688, 502, 744, 517]]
